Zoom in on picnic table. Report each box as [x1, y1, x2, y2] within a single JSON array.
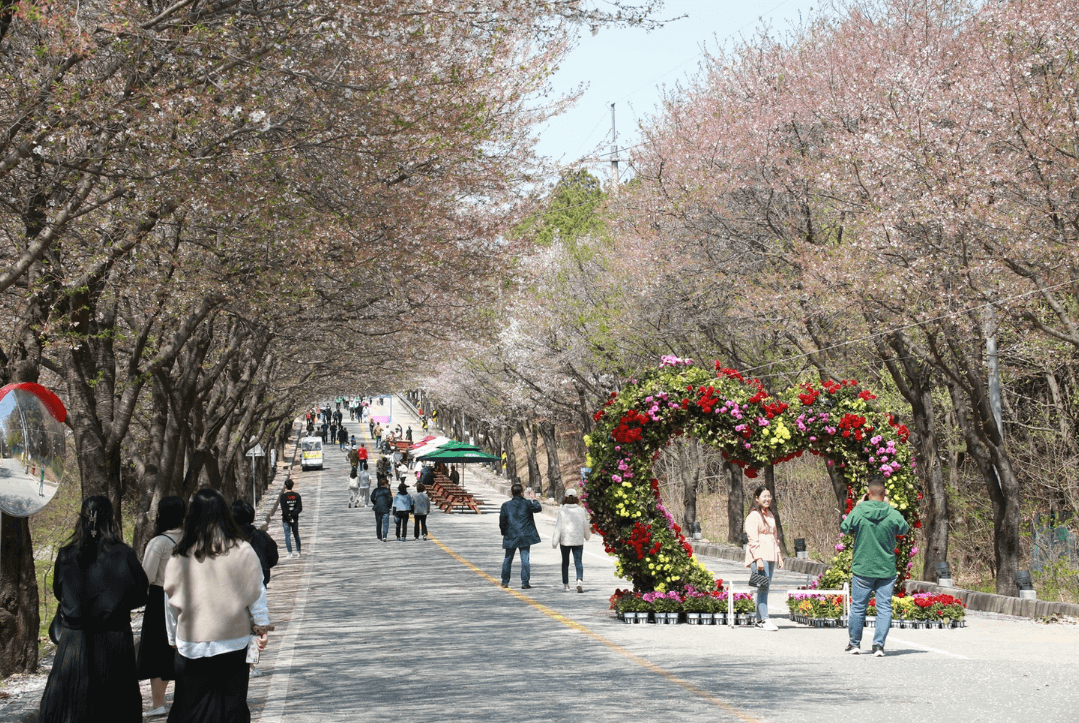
[[428, 473, 486, 514]]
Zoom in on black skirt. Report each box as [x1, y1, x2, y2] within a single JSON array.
[[39, 625, 142, 723], [137, 585, 176, 681], [168, 648, 250, 723]]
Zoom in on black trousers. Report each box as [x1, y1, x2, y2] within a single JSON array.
[[395, 511, 410, 538], [413, 514, 428, 538]]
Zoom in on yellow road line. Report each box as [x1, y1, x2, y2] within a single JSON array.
[[428, 533, 764, 723]]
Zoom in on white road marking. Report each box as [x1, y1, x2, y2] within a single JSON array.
[[259, 479, 322, 723], [888, 636, 969, 659]]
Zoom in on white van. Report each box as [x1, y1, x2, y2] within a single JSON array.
[[300, 437, 324, 471]]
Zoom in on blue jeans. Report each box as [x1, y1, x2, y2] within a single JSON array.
[[560, 545, 583, 585], [849, 574, 896, 648], [375, 512, 390, 540], [502, 546, 531, 585], [282, 518, 300, 554], [753, 560, 775, 621]]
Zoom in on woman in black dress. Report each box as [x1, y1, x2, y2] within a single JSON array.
[[39, 495, 149, 723], [137, 496, 185, 717]]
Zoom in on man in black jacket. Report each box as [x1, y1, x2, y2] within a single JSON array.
[[499, 483, 541, 589], [231, 499, 279, 586], [279, 479, 303, 558]]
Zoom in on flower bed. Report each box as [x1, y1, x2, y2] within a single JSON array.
[[611, 586, 762, 625], [787, 592, 966, 628], [586, 358, 920, 595]]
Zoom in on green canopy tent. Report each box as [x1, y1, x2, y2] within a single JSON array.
[[418, 447, 498, 463], [417, 445, 499, 493], [418, 440, 482, 454]]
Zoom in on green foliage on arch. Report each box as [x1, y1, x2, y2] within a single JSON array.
[[583, 358, 921, 593]]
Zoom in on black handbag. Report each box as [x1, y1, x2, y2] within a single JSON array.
[[48, 611, 64, 645], [749, 567, 770, 588]]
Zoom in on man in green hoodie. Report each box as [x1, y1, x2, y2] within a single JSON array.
[[840, 475, 910, 656]]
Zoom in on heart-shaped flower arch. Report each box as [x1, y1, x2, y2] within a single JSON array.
[[582, 358, 920, 593]]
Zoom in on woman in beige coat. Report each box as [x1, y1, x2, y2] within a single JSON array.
[[551, 489, 591, 593], [744, 485, 783, 631]]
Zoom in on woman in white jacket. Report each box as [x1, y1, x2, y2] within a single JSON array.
[[551, 489, 591, 592]]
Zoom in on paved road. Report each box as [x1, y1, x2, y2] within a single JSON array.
[[246, 407, 1079, 723]]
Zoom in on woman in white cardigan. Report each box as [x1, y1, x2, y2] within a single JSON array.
[[551, 488, 591, 593], [164, 489, 270, 723], [744, 485, 784, 631]]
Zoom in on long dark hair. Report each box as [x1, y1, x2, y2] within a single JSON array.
[[747, 485, 774, 518], [173, 488, 243, 562], [155, 496, 186, 536], [66, 495, 122, 568]]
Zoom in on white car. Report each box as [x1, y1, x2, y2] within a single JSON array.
[[300, 437, 324, 471]]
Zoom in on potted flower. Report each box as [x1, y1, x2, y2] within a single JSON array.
[[651, 591, 683, 624], [683, 593, 710, 624], [893, 596, 915, 628], [733, 593, 755, 625], [620, 595, 652, 623], [709, 595, 728, 624]]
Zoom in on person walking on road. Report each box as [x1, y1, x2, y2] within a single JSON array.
[[371, 478, 393, 541], [842, 475, 910, 656], [412, 482, 431, 540], [40, 496, 149, 723], [348, 466, 362, 508], [164, 489, 270, 723], [744, 485, 783, 631], [279, 479, 303, 559], [356, 466, 372, 508], [392, 482, 413, 541], [338, 426, 348, 451], [138, 496, 185, 717], [551, 488, 590, 593], [499, 483, 542, 589], [374, 423, 383, 449], [231, 500, 279, 587]]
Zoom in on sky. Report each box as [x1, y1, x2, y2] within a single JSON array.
[[534, 0, 820, 177]]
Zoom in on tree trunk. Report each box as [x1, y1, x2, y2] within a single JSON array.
[[502, 427, 518, 483], [539, 422, 564, 501], [726, 461, 744, 545], [489, 427, 504, 476], [516, 421, 542, 494], [762, 465, 788, 556], [683, 441, 701, 535], [0, 513, 39, 676], [931, 325, 1020, 595], [879, 332, 950, 581], [0, 289, 49, 675], [825, 465, 849, 512]]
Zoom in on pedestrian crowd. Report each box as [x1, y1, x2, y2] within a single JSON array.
[[40, 486, 285, 723]]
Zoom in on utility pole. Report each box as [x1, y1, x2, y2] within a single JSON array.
[[609, 102, 619, 191]]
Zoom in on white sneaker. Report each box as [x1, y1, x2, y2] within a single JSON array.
[[760, 621, 779, 631], [143, 706, 168, 718], [564, 584, 571, 592], [576, 579, 584, 593]]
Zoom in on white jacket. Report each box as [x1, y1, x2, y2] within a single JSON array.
[[551, 504, 591, 547]]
